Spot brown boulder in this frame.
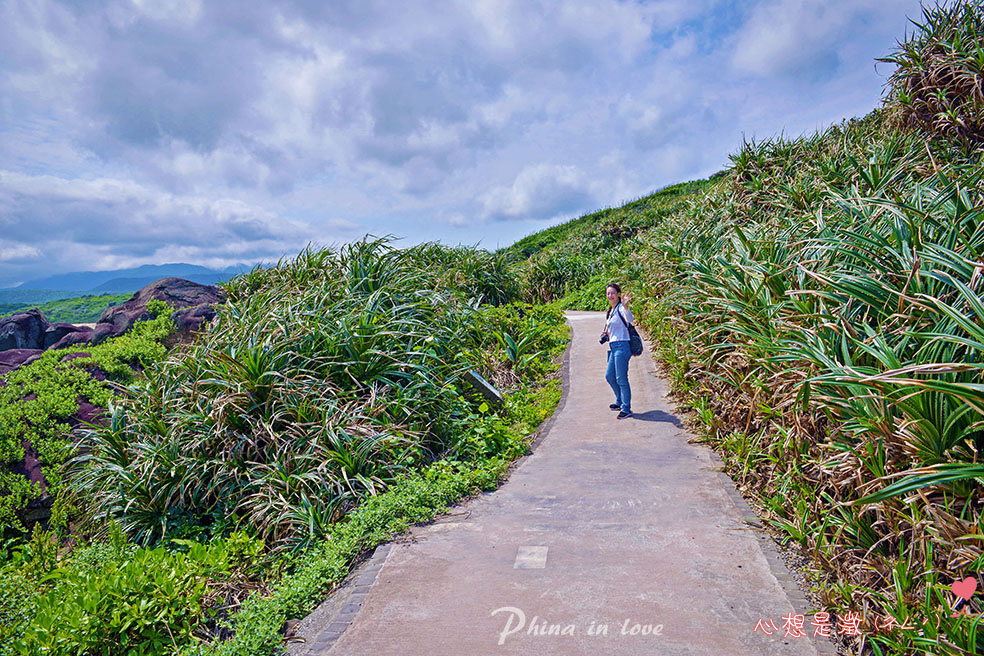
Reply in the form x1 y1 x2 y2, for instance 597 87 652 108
50 326 94 350
88 323 115 347
92 277 225 345
10 438 46 493
44 323 87 349
0 348 43 375
0 309 49 350
71 398 106 428
173 303 219 335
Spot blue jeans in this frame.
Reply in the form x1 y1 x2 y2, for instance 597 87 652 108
605 341 631 412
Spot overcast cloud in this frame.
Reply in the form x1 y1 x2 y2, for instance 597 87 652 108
0 0 923 287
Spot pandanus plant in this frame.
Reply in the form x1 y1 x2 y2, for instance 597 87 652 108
68 237 524 550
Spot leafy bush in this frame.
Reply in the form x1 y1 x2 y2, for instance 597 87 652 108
559 273 616 311
16 532 263 655
0 566 34 654
69 240 561 551
408 242 520 305
881 0 984 147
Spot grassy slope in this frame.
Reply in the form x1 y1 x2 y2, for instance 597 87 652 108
502 178 717 261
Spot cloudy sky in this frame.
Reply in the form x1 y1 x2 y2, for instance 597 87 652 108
0 0 924 288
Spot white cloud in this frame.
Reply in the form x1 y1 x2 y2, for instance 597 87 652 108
646 0 714 27
0 170 330 285
731 0 843 77
482 164 596 222
129 0 203 25
0 240 42 263
730 0 920 79
0 0 929 285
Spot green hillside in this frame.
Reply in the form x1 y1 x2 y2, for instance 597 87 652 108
0 289 81 308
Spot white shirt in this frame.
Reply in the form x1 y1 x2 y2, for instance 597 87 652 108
605 303 634 342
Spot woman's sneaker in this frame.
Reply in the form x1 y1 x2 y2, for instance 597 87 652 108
609 403 621 410
617 410 632 420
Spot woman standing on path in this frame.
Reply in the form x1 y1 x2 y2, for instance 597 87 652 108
600 283 633 419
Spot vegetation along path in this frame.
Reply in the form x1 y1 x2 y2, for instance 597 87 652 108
291 312 836 655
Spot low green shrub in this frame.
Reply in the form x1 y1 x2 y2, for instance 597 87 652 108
558 273 615 311
0 566 34 655
15 532 263 655
201 372 561 655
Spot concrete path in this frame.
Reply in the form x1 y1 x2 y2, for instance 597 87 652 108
296 311 835 656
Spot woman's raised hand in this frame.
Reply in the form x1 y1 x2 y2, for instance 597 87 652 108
622 291 633 304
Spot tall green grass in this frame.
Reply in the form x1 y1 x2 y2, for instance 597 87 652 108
71 238 558 551
881 0 984 148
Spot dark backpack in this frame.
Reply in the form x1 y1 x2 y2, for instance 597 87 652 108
613 304 644 357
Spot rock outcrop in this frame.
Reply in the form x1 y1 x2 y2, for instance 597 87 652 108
0 309 48 350
90 277 225 345
45 323 87 349
0 310 93 352
0 277 229 352
1 278 227 529
49 326 95 350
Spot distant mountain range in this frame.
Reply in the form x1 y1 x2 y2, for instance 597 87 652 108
0 263 258 305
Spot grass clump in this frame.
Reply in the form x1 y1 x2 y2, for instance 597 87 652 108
881 0 984 148
70 239 563 551
4 524 267 655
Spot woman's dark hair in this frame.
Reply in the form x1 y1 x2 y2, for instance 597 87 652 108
606 283 622 319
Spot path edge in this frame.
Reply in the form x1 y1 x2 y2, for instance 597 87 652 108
284 313 576 653
637 320 840 656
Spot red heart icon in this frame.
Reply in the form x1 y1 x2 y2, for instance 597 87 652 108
952 577 978 601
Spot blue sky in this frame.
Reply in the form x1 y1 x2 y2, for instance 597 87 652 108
0 0 924 288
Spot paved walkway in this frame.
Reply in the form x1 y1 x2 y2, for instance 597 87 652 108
293 311 835 655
